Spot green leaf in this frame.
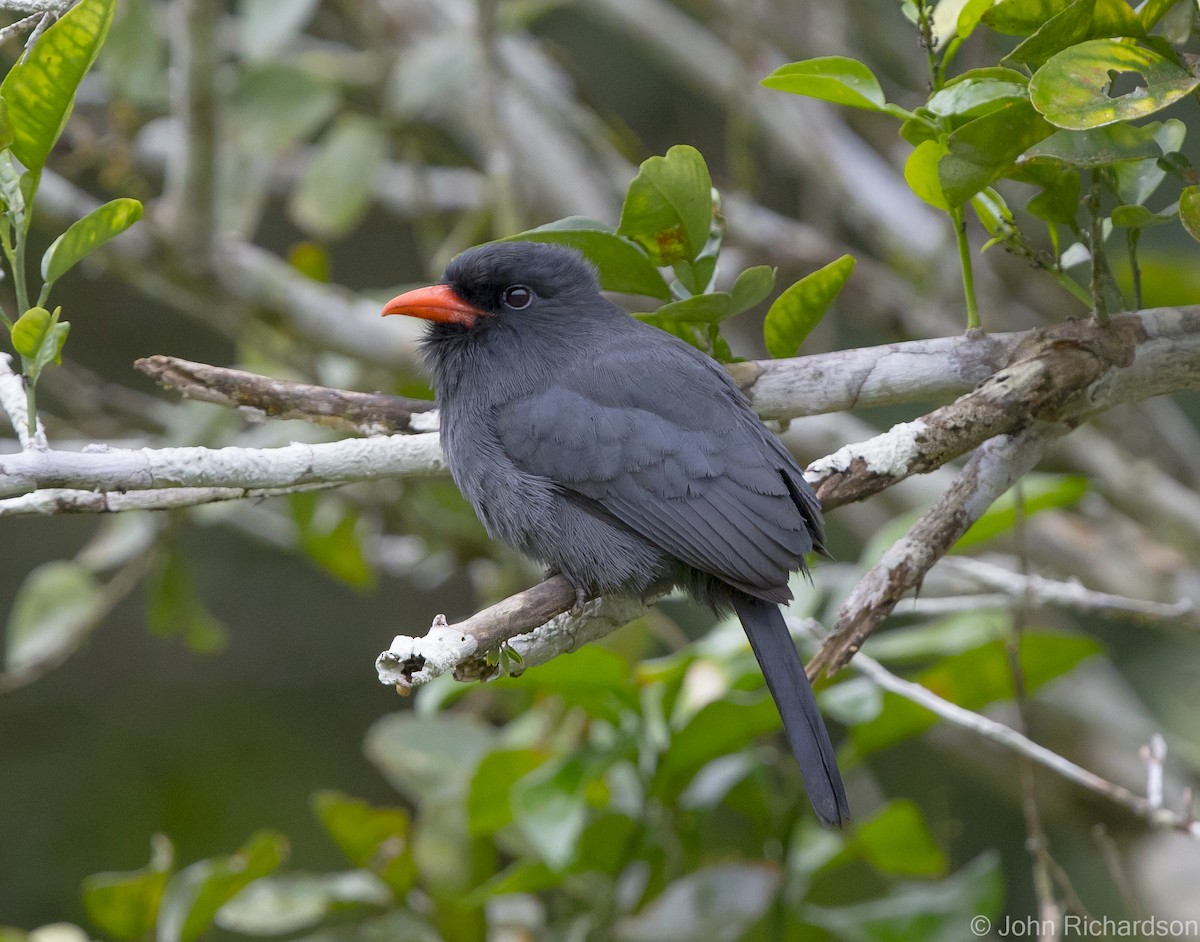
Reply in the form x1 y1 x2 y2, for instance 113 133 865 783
1180 185 1200 241
762 255 854 358
614 864 780 942
0 98 13 151
10 306 51 358
290 493 376 589
156 831 287 942
83 835 174 942
983 0 1075 35
28 318 69 386
926 77 1029 120
856 799 947 877
1021 123 1163 167
1016 163 1082 223
490 645 638 722
849 632 1102 757
1113 118 1186 205
1030 39 1200 130
905 139 952 210
653 696 782 799
761 57 912 118
1005 0 1144 70
955 473 1088 550
290 115 387 240
0 0 117 173
512 758 589 870
940 100 1054 206
364 713 496 805
728 265 775 314
146 550 228 654
467 749 546 837
617 145 714 265
5 560 103 674
503 218 671 300
41 198 143 285
971 187 1016 241
311 791 416 896
646 292 733 324
1111 202 1176 227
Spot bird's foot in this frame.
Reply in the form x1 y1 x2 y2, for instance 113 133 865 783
569 582 588 617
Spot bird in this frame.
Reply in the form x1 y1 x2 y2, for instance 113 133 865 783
382 241 849 827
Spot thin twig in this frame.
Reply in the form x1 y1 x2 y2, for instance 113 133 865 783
841 642 1200 838
938 557 1197 631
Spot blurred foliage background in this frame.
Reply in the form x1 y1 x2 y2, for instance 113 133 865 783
2 0 1200 938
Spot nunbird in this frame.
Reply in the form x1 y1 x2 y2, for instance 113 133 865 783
383 241 849 826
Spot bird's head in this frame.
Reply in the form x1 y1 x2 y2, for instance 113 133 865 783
382 241 601 331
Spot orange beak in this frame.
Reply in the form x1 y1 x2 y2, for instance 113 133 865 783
381 284 485 327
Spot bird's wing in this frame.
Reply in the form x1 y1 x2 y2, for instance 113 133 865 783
494 332 821 597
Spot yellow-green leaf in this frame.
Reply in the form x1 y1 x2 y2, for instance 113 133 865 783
42 197 142 284
905 139 952 210
761 57 913 118
0 0 117 173
617 145 713 266
1030 39 1200 130
762 255 855 358
1180 185 1200 241
10 306 51 358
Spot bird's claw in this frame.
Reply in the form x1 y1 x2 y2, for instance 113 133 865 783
568 583 588 617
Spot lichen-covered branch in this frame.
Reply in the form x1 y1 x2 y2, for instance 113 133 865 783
807 422 1068 678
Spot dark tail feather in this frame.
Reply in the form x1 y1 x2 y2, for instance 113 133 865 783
732 595 849 828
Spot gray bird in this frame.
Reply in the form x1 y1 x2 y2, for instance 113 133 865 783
383 241 849 826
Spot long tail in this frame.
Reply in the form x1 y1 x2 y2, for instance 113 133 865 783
732 595 849 827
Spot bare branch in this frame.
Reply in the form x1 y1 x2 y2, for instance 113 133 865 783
843 640 1199 838
134 355 438 435
0 481 340 517
937 557 1198 631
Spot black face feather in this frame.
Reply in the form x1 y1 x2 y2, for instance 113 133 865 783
442 242 601 318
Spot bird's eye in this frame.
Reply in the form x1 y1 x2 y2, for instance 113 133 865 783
503 285 533 310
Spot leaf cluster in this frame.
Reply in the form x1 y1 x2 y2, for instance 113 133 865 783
763 0 1200 324
502 145 854 362
0 0 143 434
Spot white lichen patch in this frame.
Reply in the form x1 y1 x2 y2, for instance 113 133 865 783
375 621 478 688
806 418 928 479
409 410 441 434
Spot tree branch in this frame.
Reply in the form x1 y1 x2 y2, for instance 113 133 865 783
842 638 1199 838
807 422 1069 678
133 355 437 435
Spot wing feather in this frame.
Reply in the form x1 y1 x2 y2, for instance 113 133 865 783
494 329 821 594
